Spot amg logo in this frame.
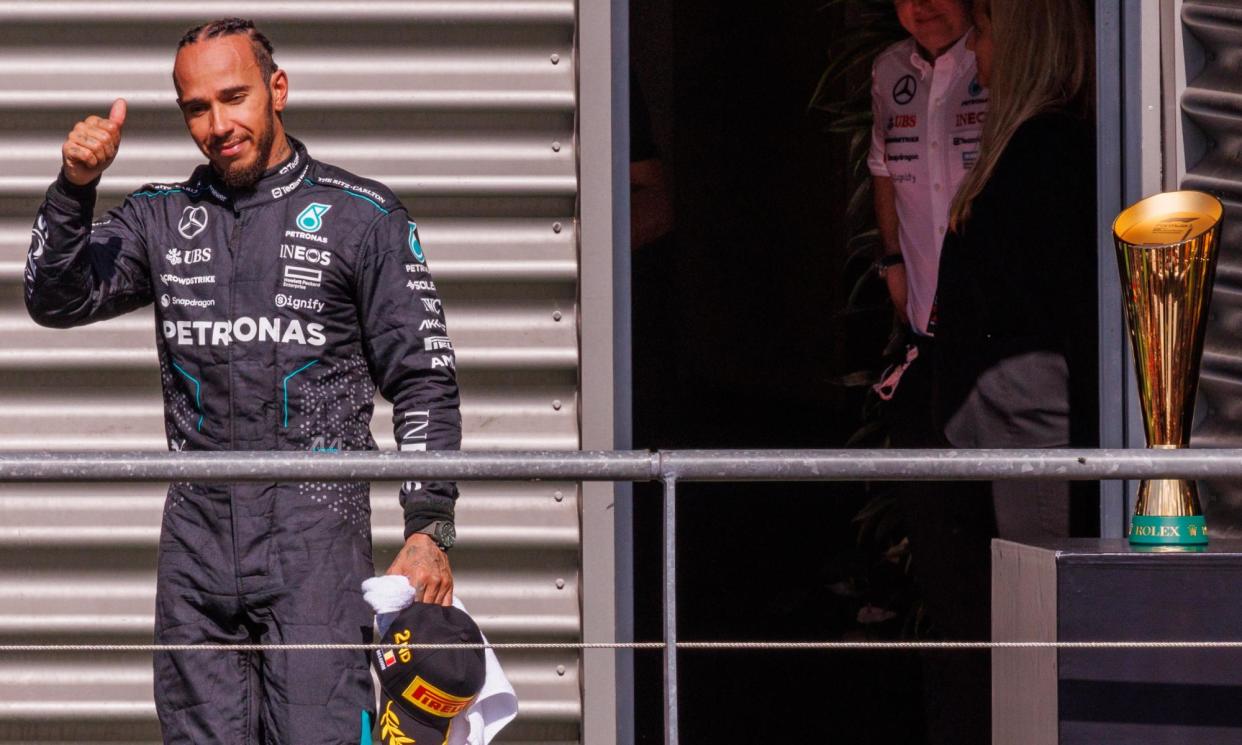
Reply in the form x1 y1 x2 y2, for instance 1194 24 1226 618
280 243 332 266
418 318 446 331
424 336 453 351
431 354 454 369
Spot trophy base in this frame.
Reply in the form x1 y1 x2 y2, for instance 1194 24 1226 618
1129 514 1208 545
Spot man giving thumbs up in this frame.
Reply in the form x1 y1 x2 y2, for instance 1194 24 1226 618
61 98 126 186
25 17 462 745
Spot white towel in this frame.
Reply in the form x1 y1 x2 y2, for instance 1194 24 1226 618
361 575 519 745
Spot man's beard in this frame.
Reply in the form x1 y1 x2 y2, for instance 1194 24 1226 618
217 108 277 189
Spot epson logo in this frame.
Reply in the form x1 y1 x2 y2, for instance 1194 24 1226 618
284 230 328 245
162 317 327 347
275 293 325 313
418 318 446 331
280 243 332 266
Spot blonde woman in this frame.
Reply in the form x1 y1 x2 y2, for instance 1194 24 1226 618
933 0 1096 539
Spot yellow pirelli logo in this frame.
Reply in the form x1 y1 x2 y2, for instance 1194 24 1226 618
401 675 475 718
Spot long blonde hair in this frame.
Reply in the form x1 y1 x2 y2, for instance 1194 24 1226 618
949 0 1094 229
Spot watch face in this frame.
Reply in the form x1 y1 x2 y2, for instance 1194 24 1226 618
435 521 457 549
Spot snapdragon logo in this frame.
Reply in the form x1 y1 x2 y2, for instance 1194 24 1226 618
162 317 327 347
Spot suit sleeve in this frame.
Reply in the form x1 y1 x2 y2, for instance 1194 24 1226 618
25 174 153 327
355 207 462 538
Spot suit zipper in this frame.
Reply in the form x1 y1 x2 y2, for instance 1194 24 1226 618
227 206 243 597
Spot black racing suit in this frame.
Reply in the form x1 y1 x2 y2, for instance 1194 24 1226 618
25 137 460 745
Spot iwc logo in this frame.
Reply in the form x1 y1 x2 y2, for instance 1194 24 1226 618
178 205 208 239
892 74 917 105
295 203 332 233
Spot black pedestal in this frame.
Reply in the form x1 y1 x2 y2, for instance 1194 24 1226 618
992 538 1242 745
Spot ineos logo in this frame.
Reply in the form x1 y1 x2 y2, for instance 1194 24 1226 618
178 206 208 239
892 74 917 105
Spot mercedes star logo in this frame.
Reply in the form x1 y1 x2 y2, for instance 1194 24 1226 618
178 206 208 239
892 74 917 105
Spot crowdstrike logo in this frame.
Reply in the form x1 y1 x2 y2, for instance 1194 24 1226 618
160 273 216 286
295 202 332 233
178 206 208 239
162 317 327 347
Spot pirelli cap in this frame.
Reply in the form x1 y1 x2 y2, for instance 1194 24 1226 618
372 602 486 745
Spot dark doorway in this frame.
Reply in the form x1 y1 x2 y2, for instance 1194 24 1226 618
628 0 924 742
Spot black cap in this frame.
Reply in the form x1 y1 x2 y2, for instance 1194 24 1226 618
372 603 486 745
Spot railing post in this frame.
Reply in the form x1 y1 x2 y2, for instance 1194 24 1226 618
662 475 679 745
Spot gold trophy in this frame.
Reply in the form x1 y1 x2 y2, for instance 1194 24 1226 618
1113 191 1222 546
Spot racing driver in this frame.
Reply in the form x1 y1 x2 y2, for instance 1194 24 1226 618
24 18 460 745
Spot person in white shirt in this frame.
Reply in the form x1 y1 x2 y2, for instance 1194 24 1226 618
866 3 992 744
869 0 986 339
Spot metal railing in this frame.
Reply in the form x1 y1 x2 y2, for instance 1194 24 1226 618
4 447 1241 745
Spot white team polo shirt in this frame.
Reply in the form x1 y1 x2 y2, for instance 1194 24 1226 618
868 32 988 335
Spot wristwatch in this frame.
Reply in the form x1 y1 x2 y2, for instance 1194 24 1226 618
413 520 457 551
873 253 904 278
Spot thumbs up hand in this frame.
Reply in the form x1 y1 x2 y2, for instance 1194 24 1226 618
62 98 127 186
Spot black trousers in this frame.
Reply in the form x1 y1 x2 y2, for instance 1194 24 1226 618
886 337 993 745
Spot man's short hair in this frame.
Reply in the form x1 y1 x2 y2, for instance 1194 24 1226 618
178 18 278 82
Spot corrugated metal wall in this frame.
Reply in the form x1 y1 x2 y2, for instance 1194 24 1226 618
1179 0 1242 533
0 3 584 743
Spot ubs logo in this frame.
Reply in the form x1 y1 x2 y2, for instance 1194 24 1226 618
178 206 208 239
892 74 917 105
